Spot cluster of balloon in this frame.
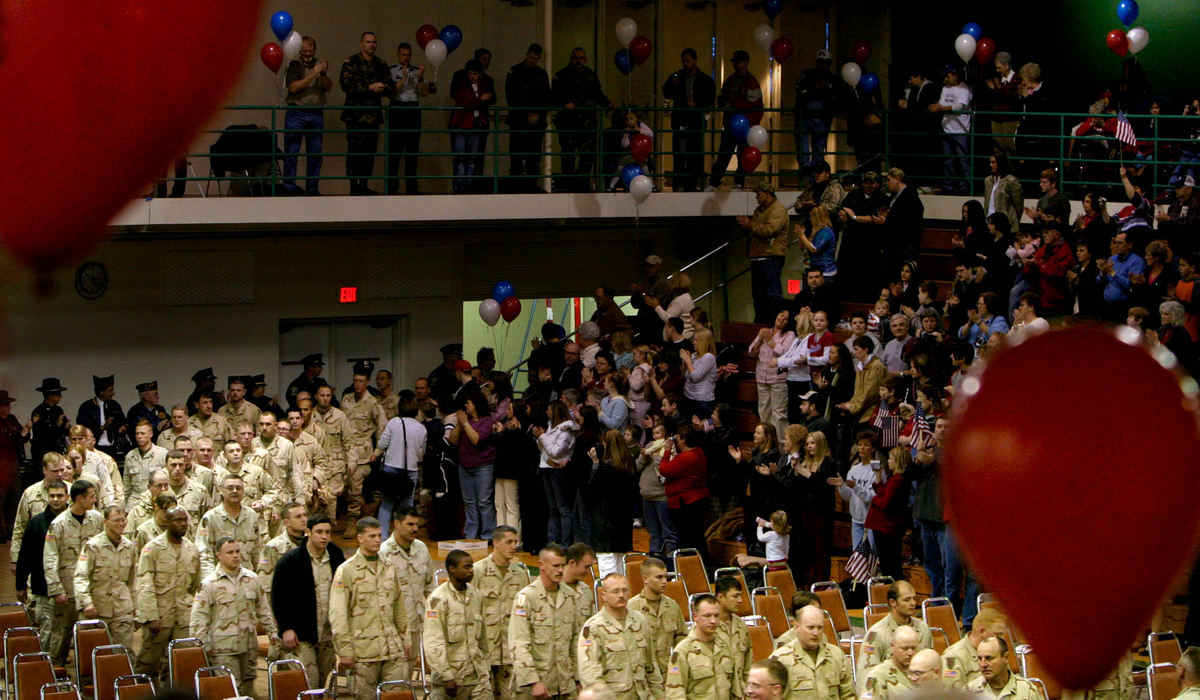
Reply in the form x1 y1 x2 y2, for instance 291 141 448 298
944 326 1200 690
758 0 791 63
613 18 652 75
0 0 263 279
260 11 299 72
480 281 522 326
1109 0 1150 57
416 24 462 69
726 115 763 173
839 41 877 94
951 22 998 64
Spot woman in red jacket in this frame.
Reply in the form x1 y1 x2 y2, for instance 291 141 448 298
450 59 493 193
864 446 912 579
657 424 710 561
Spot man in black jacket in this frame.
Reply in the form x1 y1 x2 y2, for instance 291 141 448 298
15 481 68 651
881 167 925 277
552 47 613 192
505 44 552 192
662 48 716 191
76 376 126 459
272 514 344 688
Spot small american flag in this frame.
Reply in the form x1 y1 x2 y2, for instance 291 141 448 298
1115 110 1138 147
845 534 878 584
911 402 936 451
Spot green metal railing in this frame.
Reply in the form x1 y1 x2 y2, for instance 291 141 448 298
159 104 1198 198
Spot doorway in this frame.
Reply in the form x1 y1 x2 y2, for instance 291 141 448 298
278 316 405 394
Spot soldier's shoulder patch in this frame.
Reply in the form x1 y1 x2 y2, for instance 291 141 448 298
669 666 679 674
943 669 959 679
44 533 54 541
865 629 876 643
332 577 344 588
426 609 438 619
513 607 527 617
944 658 956 669
581 625 591 639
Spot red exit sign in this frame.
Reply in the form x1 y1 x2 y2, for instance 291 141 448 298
787 279 801 295
339 287 358 303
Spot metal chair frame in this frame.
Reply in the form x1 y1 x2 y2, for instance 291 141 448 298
110 675 154 700
267 659 308 700
89 645 131 700
193 665 239 700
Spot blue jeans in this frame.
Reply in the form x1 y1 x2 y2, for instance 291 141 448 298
751 256 785 325
282 109 324 194
918 519 963 606
851 521 876 552
459 464 496 540
942 133 969 192
542 469 574 545
803 116 829 166
643 499 677 554
377 469 418 539
452 124 487 193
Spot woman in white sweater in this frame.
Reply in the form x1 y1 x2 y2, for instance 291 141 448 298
536 400 579 544
645 272 695 340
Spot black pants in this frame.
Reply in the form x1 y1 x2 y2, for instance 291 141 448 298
386 106 421 194
509 124 545 191
345 122 380 191
670 499 710 563
709 127 745 188
872 528 906 579
672 124 705 191
558 130 596 192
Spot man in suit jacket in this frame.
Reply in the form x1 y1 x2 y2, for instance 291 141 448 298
881 167 925 277
898 68 939 179
75 376 126 459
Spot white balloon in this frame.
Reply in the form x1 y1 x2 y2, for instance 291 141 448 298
954 33 977 62
1127 26 1150 55
629 175 653 204
747 125 769 149
479 298 501 326
753 24 775 52
841 62 862 87
615 17 638 46
282 31 303 61
424 39 447 68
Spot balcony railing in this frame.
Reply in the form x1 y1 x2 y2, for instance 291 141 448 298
158 104 1198 200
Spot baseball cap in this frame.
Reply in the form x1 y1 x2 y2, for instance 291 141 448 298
645 254 663 266
816 49 831 61
731 50 750 63
941 64 961 75
799 391 819 401
1183 175 1196 188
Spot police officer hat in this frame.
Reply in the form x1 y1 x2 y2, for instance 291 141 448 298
250 374 267 387
136 381 158 393
352 360 375 376
92 375 115 393
191 367 217 383
439 343 463 357
35 378 67 393
301 353 325 368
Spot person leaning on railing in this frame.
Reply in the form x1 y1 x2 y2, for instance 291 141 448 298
282 36 332 196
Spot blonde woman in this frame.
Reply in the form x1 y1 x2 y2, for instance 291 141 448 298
865 446 912 578
798 204 838 279
680 328 717 419
645 272 695 339
777 429 837 584
627 345 657 429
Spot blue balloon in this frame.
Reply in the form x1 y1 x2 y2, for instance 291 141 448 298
962 22 983 40
492 280 515 303
270 11 294 42
615 49 633 75
1117 0 1139 27
860 72 880 94
440 24 463 53
621 164 644 188
763 0 783 20
729 114 750 143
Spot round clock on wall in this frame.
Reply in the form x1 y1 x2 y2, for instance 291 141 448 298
74 261 108 300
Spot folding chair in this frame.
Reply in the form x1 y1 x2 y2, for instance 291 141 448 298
977 592 1001 613
111 676 154 700
14 653 54 700
72 621 110 689
867 576 894 607
863 604 889 631
193 666 238 700
1148 663 1181 700
663 574 690 621
268 660 308 700
672 549 710 596
1017 645 1062 700
1027 678 1052 700
750 587 790 640
38 682 78 700
414 639 431 695
743 616 774 662
623 553 647 597
1148 631 1182 666
90 646 132 700
922 597 962 645
0 606 31 647
713 568 753 617
297 691 326 700
811 581 856 636
928 626 950 654
433 570 448 586
376 679 415 700
167 639 208 691
4 628 39 693
763 563 796 612
849 636 864 688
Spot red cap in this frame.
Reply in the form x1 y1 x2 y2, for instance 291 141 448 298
453 360 473 373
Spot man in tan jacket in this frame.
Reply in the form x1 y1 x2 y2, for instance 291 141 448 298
737 181 790 324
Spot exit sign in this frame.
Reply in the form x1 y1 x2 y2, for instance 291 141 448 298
787 279 801 295
339 287 358 303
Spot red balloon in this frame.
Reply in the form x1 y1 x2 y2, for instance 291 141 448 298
1107 28 1130 57
945 327 1200 690
976 37 997 64
260 42 283 73
629 36 653 65
0 0 263 276
770 37 794 64
416 24 438 50
499 296 522 323
629 134 652 163
851 39 871 65
739 146 762 172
